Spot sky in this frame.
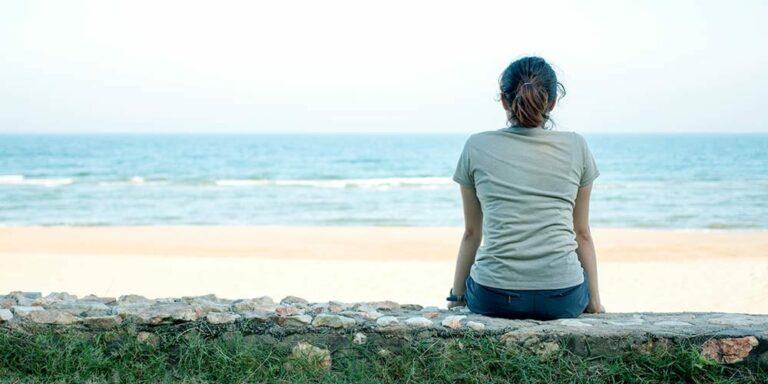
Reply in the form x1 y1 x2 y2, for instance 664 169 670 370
1 0 766 134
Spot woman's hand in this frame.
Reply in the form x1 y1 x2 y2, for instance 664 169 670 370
447 300 466 310
585 300 606 314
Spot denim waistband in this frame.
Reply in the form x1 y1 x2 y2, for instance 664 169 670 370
467 270 587 296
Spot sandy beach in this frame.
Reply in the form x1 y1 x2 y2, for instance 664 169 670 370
1 226 766 314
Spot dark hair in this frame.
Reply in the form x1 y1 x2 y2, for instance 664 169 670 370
499 56 565 128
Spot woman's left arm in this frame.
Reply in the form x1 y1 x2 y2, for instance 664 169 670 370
448 184 483 308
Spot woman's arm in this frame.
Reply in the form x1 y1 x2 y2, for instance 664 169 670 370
448 185 483 308
573 183 606 313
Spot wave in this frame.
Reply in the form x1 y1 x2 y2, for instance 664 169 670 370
0 175 74 187
97 176 169 187
215 177 453 189
0 175 453 189
596 180 768 190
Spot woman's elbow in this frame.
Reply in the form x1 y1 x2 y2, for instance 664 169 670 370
463 228 481 242
575 227 593 242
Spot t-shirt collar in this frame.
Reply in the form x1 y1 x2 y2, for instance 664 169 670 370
499 125 547 136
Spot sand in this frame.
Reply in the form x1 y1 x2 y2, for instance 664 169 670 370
1 226 766 313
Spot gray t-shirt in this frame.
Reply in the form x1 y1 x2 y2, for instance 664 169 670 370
452 126 599 290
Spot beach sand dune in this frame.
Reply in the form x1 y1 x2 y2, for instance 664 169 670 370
1 226 766 313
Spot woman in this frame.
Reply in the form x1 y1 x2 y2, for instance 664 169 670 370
446 56 606 320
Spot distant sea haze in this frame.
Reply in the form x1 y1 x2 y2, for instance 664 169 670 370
1 133 766 229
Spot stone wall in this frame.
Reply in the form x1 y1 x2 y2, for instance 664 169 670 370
1 291 767 369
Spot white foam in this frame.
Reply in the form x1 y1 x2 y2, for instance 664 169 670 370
98 177 167 187
215 177 453 189
0 175 24 184
0 175 73 187
215 179 270 187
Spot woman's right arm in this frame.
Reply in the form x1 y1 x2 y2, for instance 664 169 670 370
573 183 606 313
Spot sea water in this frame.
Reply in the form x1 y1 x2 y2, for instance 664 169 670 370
1 133 766 228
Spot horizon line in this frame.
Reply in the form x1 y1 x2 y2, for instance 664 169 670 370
1 131 767 135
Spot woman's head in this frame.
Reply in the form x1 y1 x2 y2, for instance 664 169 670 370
499 56 565 128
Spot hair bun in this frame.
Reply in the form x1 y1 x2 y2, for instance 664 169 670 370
498 57 565 128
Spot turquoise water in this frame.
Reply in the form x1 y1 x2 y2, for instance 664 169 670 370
0 133 766 228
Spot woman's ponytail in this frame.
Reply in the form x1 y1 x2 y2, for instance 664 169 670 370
509 80 550 128
499 57 565 129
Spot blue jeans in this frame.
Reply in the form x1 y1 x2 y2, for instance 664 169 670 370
464 271 590 320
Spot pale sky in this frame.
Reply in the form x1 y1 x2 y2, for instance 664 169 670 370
1 0 766 133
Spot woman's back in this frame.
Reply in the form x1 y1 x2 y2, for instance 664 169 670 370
452 126 599 290
448 55 605 319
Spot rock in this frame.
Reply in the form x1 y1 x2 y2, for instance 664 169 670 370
27 309 79 325
0 297 16 308
11 306 45 318
232 297 276 312
0 308 12 322
420 306 441 319
48 301 112 317
82 315 123 330
707 314 768 327
351 303 378 313
9 291 42 299
358 311 384 320
339 310 360 317
404 317 433 328
277 315 313 327
560 319 592 327
653 320 693 327
607 316 645 326
376 316 400 327
113 303 149 317
401 304 423 311
118 303 201 325
155 297 179 304
189 299 231 314
206 312 241 325
310 302 344 314
137 332 160 347
275 305 304 317
441 315 467 329
285 342 332 371
466 321 485 331
369 300 401 311
44 292 78 302
8 291 42 306
352 332 367 345
181 293 218 303
239 311 274 322
311 314 356 328
701 336 759 364
328 301 351 312
280 296 310 306
118 294 155 305
80 294 117 305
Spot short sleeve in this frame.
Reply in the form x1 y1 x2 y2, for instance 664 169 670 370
578 134 600 187
452 139 475 188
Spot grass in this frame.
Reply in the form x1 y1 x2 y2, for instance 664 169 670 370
0 327 765 383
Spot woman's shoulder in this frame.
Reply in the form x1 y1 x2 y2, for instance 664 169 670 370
465 128 588 145
542 129 589 147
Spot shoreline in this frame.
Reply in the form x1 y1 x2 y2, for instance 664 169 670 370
1 226 767 261
2 226 767 313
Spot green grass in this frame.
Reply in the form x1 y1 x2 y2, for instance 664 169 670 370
0 327 765 383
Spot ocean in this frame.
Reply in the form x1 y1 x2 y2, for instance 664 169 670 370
1 133 766 229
